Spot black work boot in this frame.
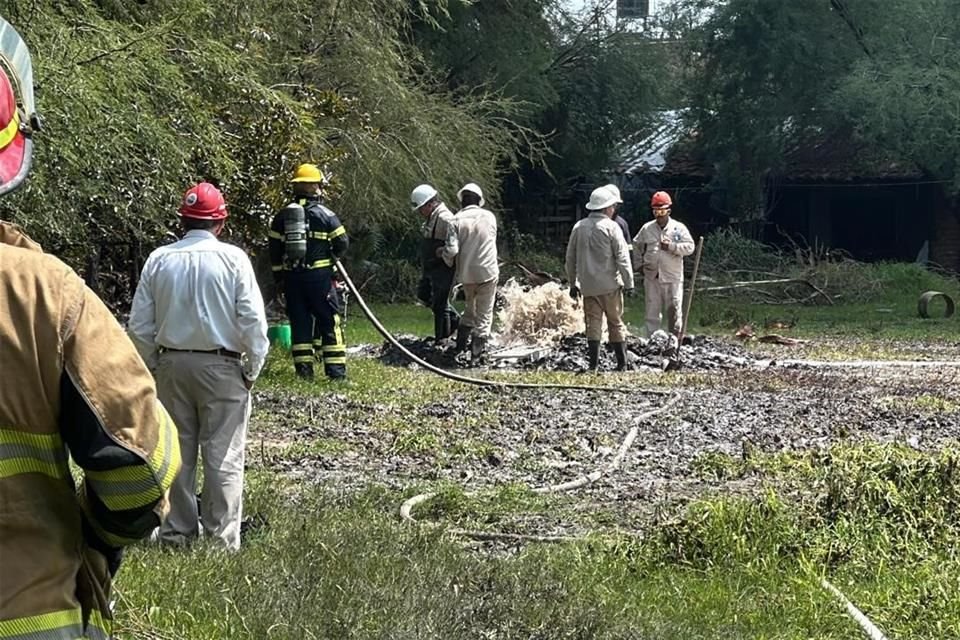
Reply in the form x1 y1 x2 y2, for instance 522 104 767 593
294 363 315 380
456 324 473 352
471 335 487 359
587 339 600 372
434 314 450 342
612 342 628 371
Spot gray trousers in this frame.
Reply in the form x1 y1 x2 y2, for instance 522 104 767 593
156 351 250 550
644 278 683 336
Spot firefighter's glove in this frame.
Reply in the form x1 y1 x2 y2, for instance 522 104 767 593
569 286 581 301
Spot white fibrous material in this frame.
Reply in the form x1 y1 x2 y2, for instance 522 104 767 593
496 278 585 346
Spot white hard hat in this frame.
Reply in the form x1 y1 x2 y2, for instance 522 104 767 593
604 184 623 204
457 182 485 207
411 184 438 210
585 186 618 211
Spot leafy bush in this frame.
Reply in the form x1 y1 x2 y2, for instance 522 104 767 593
350 258 423 304
700 228 784 276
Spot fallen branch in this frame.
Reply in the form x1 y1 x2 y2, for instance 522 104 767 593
701 278 834 305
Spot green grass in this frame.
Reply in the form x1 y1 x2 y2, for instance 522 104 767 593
113 478 857 640
111 437 960 638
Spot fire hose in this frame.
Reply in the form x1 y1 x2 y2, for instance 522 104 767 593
334 259 671 393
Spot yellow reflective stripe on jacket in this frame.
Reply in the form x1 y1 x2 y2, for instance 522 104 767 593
268 230 283 240
307 227 345 241
0 428 68 480
86 609 111 640
0 608 84 639
152 404 180 492
0 110 19 151
277 259 333 271
84 404 180 510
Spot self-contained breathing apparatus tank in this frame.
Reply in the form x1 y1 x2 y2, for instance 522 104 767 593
282 202 307 267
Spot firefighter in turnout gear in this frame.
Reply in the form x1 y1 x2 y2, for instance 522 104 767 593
269 164 350 380
0 16 181 639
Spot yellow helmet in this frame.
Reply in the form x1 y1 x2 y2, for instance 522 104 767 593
289 163 324 183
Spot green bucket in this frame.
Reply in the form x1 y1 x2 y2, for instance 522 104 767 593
267 323 292 349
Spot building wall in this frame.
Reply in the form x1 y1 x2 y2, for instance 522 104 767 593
929 186 960 273
767 182 933 262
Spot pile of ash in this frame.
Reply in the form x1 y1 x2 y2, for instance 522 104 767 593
377 335 467 369
376 330 764 372
535 332 761 372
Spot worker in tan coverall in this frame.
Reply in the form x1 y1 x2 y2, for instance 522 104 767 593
633 190 695 337
450 182 500 358
0 16 181 639
565 186 635 372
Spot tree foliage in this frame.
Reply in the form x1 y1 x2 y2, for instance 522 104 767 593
684 0 960 225
828 0 960 189
411 0 670 187
0 0 527 268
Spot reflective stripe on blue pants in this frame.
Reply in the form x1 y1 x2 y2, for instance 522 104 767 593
286 269 345 379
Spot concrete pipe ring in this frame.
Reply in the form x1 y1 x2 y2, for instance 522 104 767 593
917 291 956 319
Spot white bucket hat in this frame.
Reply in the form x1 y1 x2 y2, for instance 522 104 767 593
457 182 485 207
585 186 618 211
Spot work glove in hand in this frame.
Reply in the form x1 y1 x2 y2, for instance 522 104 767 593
569 286 581 301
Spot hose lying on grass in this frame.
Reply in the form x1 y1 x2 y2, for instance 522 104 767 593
335 259 671 393
399 395 680 543
821 578 890 640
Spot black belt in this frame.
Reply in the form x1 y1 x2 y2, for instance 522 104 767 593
159 347 242 360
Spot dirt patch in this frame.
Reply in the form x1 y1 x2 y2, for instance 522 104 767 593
250 345 960 537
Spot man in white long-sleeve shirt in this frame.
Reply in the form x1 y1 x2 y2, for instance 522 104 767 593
128 181 269 550
633 190 695 337
450 183 500 358
565 186 635 372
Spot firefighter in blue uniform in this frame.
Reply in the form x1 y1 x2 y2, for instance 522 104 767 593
269 164 349 380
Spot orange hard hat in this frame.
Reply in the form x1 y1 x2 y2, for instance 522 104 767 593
651 191 673 209
178 182 228 220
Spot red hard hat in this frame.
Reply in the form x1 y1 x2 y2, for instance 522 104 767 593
178 182 228 220
651 191 672 209
0 67 26 193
